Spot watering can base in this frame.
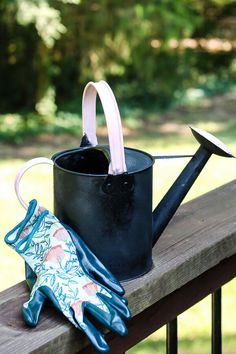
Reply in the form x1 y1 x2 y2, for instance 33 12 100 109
114 259 153 282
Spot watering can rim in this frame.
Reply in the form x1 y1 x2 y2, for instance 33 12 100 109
52 145 155 177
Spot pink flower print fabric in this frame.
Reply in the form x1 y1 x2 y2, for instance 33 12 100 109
71 300 83 317
45 245 66 264
53 228 69 241
82 282 98 297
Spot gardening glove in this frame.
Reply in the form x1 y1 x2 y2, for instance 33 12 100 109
25 222 125 296
5 199 131 353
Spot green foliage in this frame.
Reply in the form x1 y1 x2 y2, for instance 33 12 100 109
0 112 43 143
0 0 235 119
35 86 57 118
0 109 80 144
16 0 66 48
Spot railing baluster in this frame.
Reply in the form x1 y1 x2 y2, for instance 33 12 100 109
166 318 178 354
212 288 222 354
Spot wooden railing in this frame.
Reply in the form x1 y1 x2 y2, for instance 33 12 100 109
1 180 236 353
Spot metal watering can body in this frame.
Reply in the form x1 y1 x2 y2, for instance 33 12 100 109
50 81 156 280
52 146 154 281
15 81 234 281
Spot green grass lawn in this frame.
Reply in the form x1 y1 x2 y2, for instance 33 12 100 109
1 92 236 353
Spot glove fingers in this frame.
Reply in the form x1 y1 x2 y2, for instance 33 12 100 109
98 292 131 320
78 316 109 353
89 267 124 296
84 302 127 337
64 224 125 296
25 262 37 290
38 285 62 310
38 286 81 329
70 303 109 353
22 288 46 327
28 286 109 354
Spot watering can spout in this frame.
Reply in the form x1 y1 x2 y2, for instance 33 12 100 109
152 126 234 246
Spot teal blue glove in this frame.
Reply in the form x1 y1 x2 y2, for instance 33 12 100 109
5 200 131 353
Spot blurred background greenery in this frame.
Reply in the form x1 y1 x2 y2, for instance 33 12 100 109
0 0 236 141
1 0 236 353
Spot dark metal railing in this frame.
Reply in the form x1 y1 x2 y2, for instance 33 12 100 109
212 288 222 354
166 318 178 354
165 287 223 354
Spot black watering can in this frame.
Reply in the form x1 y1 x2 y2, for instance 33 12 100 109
15 81 234 281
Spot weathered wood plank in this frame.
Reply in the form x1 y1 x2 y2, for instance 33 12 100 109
0 180 236 353
0 283 88 354
125 180 236 315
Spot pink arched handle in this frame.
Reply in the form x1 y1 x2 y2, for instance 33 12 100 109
15 157 53 210
82 80 127 175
